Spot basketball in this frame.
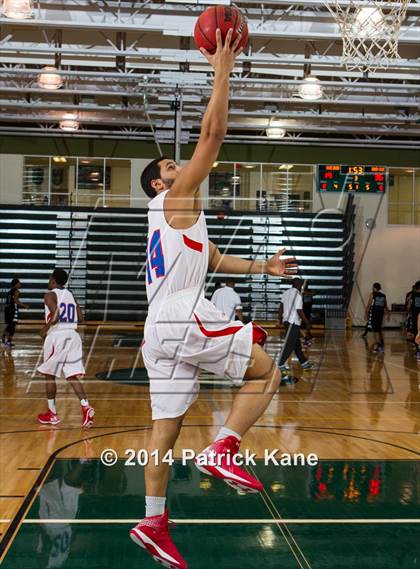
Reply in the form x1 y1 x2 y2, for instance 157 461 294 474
194 6 248 54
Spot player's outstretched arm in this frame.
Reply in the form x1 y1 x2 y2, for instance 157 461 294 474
209 241 298 277
14 290 29 309
170 29 242 200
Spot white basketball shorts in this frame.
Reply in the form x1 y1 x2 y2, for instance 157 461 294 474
142 287 254 420
37 329 85 379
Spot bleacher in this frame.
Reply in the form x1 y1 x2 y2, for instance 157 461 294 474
0 200 355 322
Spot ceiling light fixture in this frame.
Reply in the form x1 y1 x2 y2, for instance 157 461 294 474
266 127 286 139
278 164 294 171
37 66 63 90
298 76 323 101
2 0 33 19
59 114 79 132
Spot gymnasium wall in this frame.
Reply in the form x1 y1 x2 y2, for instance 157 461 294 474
313 190 420 326
1 146 419 327
0 155 24 204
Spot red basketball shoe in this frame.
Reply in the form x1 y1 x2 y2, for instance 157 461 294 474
38 410 60 425
81 404 95 428
129 509 187 569
194 435 263 494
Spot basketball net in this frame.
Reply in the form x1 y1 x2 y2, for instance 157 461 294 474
323 0 411 71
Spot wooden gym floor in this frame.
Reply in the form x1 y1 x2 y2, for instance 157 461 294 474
0 325 419 568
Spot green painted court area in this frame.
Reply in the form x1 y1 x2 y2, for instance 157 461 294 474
3 459 419 569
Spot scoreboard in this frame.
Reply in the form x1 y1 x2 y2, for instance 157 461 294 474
317 165 387 193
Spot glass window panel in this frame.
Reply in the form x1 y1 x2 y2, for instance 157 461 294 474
414 205 420 226
389 168 414 202
414 168 420 206
77 158 105 191
208 162 235 211
22 156 50 205
50 157 76 206
105 159 131 197
75 193 104 208
388 203 414 225
261 164 313 212
388 167 414 225
235 163 260 211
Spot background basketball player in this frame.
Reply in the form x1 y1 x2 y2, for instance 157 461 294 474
37 269 94 428
365 282 390 352
2 278 29 348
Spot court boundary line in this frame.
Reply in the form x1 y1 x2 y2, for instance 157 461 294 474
11 518 420 524
0 424 419 436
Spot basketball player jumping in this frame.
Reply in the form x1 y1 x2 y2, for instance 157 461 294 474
129 30 297 569
37 269 95 428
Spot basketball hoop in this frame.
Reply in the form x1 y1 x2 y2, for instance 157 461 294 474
323 0 411 71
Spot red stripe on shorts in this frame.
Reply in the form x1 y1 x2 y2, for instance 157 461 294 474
183 234 203 252
194 313 243 338
46 345 55 360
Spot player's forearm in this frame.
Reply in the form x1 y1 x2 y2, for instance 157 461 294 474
213 253 267 275
200 71 230 140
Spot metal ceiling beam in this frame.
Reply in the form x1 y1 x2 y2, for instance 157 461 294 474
0 126 418 149
0 112 418 137
0 85 416 107
2 45 419 72
1 67 419 91
0 99 417 124
0 13 418 43
29 0 420 10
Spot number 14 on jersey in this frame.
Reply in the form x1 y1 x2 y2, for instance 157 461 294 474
146 229 166 284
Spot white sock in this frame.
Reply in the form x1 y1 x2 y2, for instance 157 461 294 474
214 427 241 443
80 399 89 407
145 496 166 518
47 399 56 414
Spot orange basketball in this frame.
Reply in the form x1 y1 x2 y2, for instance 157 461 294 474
194 5 248 55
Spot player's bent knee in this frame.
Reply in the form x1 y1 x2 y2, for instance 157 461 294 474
244 343 278 381
151 415 185 441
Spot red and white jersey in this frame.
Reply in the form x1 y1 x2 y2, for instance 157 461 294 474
146 190 209 310
45 287 78 334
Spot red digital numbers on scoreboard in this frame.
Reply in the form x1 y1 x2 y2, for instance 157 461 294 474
318 165 387 193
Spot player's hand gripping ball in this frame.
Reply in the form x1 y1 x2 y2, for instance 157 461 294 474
194 5 249 54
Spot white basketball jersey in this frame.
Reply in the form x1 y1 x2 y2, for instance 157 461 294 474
45 287 78 333
146 190 209 309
